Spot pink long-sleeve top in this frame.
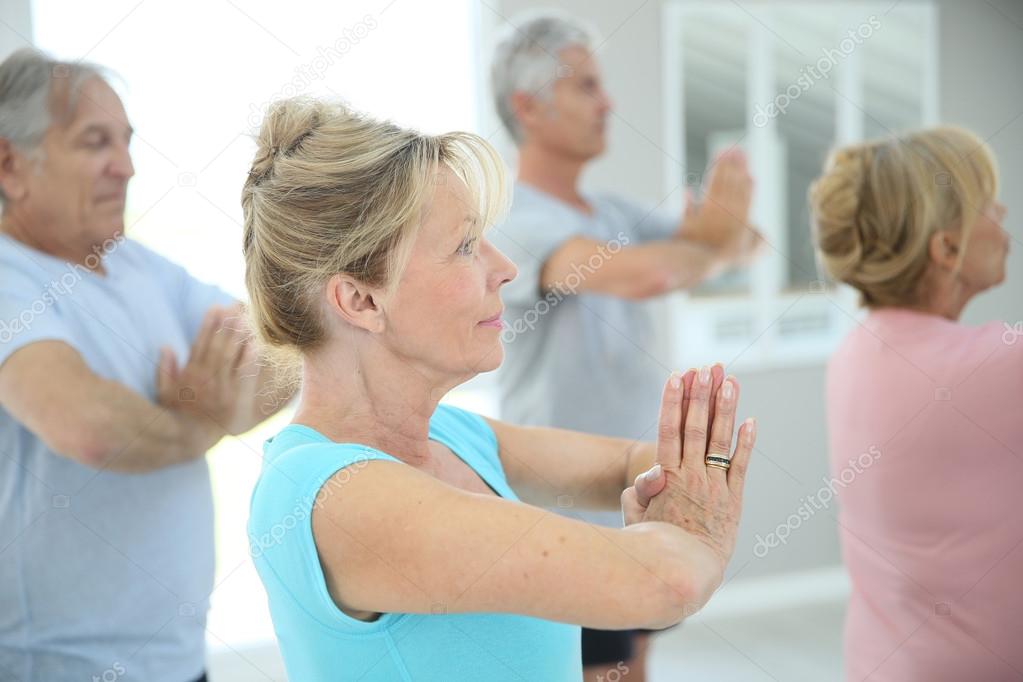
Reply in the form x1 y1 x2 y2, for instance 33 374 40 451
826 307 1023 681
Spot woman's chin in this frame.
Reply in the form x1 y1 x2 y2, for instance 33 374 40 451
475 344 504 373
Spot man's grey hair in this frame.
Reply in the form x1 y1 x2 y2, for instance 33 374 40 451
0 48 106 160
490 10 600 144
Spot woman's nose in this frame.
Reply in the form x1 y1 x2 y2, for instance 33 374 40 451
485 239 517 287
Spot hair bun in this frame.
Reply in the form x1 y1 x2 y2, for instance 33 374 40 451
247 98 323 186
810 146 872 282
810 126 998 308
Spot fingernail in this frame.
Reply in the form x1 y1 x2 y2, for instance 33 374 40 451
744 417 757 444
644 464 662 480
722 379 734 401
699 365 711 385
670 372 682 389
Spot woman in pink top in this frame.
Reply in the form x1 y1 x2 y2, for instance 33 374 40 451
811 127 1020 681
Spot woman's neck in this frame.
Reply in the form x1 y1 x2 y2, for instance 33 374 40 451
292 345 457 466
903 300 967 322
911 276 974 321
874 286 972 322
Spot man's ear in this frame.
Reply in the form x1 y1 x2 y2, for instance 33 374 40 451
0 139 30 202
928 229 961 271
510 90 545 140
324 273 386 333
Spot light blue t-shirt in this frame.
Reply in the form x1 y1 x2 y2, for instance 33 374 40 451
248 403 582 681
487 183 677 527
0 233 233 681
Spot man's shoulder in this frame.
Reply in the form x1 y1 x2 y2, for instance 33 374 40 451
591 191 651 223
111 236 174 269
590 190 637 210
505 185 562 218
113 238 211 294
493 185 586 245
0 236 69 292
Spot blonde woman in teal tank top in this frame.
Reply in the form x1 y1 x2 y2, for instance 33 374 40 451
242 98 758 681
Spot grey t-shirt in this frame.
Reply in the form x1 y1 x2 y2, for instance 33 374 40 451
488 182 677 527
0 234 233 681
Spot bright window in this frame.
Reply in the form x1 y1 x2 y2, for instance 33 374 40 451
662 1 938 370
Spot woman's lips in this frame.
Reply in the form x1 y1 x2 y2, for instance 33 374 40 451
478 310 504 328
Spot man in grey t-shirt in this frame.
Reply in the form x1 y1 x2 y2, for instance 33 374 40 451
492 184 679 527
0 50 293 681
489 12 761 681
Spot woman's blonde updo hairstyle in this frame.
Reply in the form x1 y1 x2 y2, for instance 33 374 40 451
242 98 509 364
809 126 999 307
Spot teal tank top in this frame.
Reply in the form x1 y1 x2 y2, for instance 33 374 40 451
247 403 582 680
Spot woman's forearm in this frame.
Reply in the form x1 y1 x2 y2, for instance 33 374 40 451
614 521 725 628
624 441 658 490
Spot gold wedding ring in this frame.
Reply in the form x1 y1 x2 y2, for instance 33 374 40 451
705 455 731 471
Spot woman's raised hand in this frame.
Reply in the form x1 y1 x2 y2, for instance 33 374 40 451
629 365 756 571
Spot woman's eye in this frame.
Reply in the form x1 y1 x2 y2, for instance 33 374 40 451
457 238 477 255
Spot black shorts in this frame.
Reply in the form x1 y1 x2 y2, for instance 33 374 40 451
581 624 681 666
580 627 642 666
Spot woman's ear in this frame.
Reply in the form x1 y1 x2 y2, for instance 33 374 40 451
324 273 386 333
928 229 961 271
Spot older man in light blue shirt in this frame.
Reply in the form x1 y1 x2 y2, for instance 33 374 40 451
0 49 292 681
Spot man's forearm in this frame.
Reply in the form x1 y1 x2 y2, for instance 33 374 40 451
78 378 223 473
637 238 730 294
